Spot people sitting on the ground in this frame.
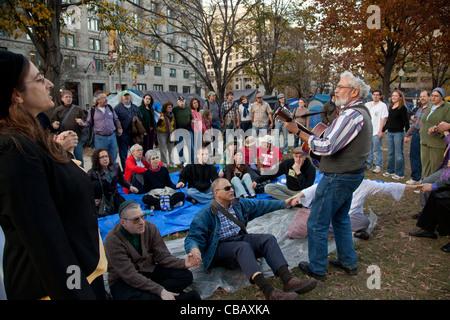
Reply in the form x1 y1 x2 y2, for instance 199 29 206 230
257 135 283 175
124 144 150 194
414 121 450 219
287 180 421 240
141 150 185 211
410 122 450 253
88 148 139 216
225 151 257 198
240 135 260 180
176 146 218 204
218 139 238 177
104 201 201 300
409 177 450 253
256 147 316 200
184 178 317 300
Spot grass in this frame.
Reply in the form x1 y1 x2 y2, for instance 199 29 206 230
163 140 450 301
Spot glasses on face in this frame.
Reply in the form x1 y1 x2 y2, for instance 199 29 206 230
134 149 143 153
25 72 46 84
150 156 159 161
218 185 233 191
123 213 148 224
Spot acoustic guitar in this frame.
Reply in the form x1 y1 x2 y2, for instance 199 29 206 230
273 107 328 167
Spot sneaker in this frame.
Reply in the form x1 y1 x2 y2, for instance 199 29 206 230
372 166 382 173
392 174 404 180
406 179 421 185
382 172 393 177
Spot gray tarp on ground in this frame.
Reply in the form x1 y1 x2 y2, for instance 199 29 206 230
166 207 378 299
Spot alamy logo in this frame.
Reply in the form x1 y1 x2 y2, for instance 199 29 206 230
367 5 381 30
366 265 381 289
66 265 81 290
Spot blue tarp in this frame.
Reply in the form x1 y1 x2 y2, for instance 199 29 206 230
98 167 324 241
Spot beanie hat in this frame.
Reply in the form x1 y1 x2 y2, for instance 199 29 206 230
432 87 445 98
0 51 26 119
118 200 138 216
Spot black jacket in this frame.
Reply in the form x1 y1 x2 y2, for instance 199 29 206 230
178 163 218 191
0 134 104 299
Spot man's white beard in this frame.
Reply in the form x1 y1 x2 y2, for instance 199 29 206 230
335 92 350 107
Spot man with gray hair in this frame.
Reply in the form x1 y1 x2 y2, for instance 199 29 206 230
285 71 372 280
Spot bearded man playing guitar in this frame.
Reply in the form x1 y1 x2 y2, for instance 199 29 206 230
284 71 372 281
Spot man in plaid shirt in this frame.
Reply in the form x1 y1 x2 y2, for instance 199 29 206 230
404 90 430 184
221 91 240 133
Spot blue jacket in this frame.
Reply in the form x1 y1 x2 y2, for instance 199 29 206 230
184 198 286 271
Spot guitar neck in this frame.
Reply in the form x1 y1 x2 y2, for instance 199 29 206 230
294 121 312 136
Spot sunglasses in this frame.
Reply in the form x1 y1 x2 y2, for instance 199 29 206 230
122 213 148 224
219 185 233 191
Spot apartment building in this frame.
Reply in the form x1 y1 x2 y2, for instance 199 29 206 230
0 1 201 109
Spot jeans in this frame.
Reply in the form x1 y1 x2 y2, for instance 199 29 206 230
117 131 134 170
307 171 364 275
186 187 214 203
252 125 269 138
409 130 422 181
176 129 193 164
274 121 288 153
73 139 84 167
366 135 383 169
231 174 255 197
386 132 405 176
94 132 118 164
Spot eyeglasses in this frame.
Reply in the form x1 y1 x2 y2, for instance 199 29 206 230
336 85 353 90
150 156 159 160
218 185 233 191
122 213 148 224
25 73 46 84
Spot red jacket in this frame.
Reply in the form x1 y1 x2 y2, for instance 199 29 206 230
123 155 150 194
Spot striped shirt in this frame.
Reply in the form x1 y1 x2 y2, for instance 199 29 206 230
405 104 428 137
217 204 241 240
308 99 365 156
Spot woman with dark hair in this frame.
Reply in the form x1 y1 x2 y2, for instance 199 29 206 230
87 148 139 215
225 151 257 198
0 51 106 299
383 90 410 180
157 101 176 166
139 93 157 153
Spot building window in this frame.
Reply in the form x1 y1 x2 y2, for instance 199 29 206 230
89 38 101 51
169 68 176 78
169 85 178 92
29 52 41 67
168 53 175 63
63 56 77 69
137 83 147 91
153 84 163 91
136 64 144 75
62 34 75 47
183 86 191 94
88 18 100 31
95 59 104 71
183 70 189 79
154 66 161 76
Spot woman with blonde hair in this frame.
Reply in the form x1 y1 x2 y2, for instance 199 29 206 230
382 90 410 180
